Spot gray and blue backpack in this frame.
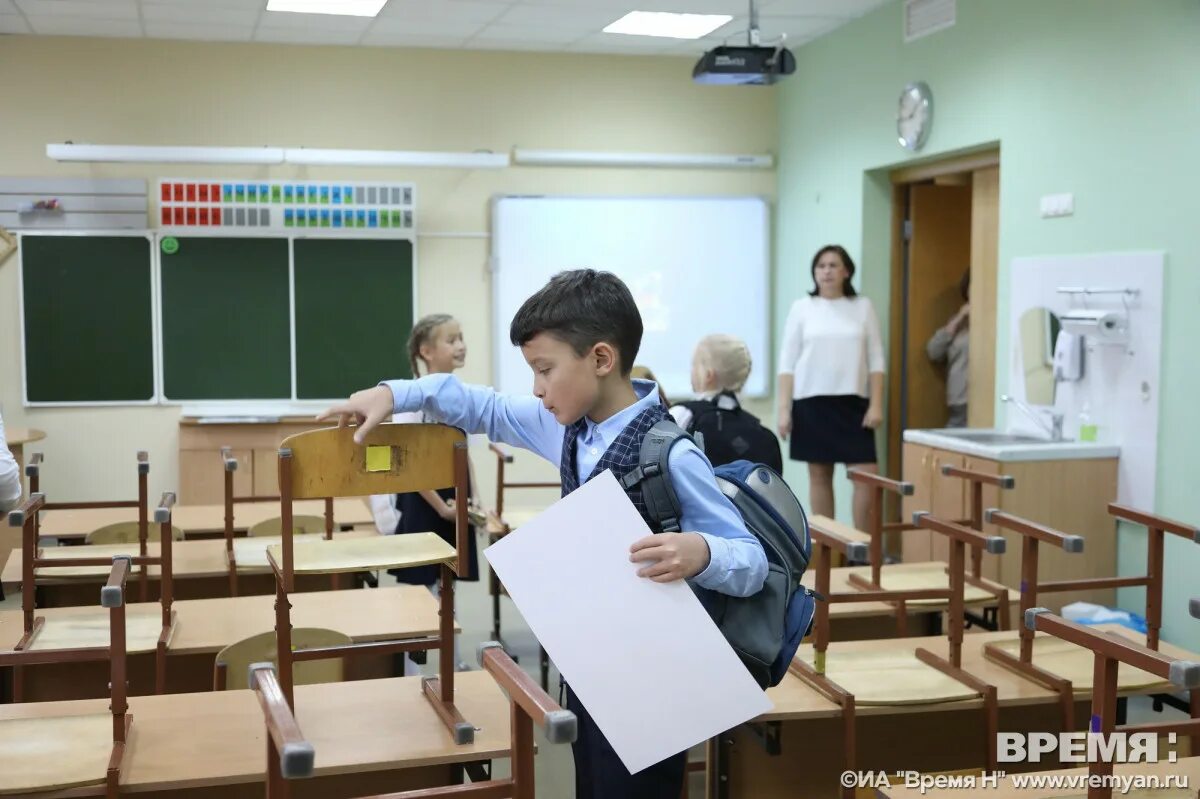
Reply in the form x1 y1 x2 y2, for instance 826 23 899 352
621 419 816 689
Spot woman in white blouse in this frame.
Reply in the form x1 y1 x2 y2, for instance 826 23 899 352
776 245 884 531
0 411 22 513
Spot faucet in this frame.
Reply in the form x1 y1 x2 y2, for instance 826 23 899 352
1000 394 1065 441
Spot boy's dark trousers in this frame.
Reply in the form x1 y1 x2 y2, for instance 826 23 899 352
565 686 688 798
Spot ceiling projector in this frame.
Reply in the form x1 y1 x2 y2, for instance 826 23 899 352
692 44 795 85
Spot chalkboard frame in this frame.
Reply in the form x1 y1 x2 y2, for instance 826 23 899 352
152 230 417 406
19 230 159 407
18 229 416 407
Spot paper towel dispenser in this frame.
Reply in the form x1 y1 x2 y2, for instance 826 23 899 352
1058 309 1129 343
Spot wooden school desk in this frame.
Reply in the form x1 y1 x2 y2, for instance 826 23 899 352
0 532 376 606
804 560 1015 641
877 756 1200 798
34 497 373 542
0 670 513 799
0 585 451 701
707 626 1200 799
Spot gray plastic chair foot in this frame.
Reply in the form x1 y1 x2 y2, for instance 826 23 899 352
454 722 475 745
281 741 315 779
544 709 578 745
476 640 503 667
1169 660 1200 690
1024 607 1050 631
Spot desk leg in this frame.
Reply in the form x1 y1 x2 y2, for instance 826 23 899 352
705 730 733 799
490 564 502 642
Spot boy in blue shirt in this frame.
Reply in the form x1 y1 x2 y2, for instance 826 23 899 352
320 269 767 798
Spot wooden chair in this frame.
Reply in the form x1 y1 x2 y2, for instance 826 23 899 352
269 423 473 742
214 628 352 690
0 500 132 798
984 504 1199 739
87 521 186 544
979 509 1084 738
221 447 336 596
791 514 1007 798
10 489 178 700
488 443 559 685
28 450 156 600
847 468 1012 632
250 640 577 799
1025 606 1200 799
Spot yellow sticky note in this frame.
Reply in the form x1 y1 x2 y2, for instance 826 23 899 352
365 445 392 473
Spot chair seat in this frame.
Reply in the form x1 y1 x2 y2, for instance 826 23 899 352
228 535 284 572
268 532 456 575
808 515 870 545
0 713 113 795
27 606 173 655
843 563 999 607
796 645 978 706
988 633 1164 691
35 544 146 579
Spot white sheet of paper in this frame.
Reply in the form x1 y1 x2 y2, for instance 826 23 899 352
484 470 773 774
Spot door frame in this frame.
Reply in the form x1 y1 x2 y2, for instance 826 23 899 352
884 147 1000 494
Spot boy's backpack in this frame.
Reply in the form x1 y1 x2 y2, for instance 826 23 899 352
621 420 815 689
675 391 783 474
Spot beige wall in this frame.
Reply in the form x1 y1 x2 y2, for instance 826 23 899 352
0 36 777 503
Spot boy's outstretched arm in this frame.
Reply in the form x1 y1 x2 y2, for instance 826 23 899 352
319 374 562 464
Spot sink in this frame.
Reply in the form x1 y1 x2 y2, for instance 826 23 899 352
902 427 1119 462
930 430 1065 445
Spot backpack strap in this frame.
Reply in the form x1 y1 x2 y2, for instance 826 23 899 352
619 419 692 534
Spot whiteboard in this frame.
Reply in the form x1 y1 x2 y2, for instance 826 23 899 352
491 196 770 398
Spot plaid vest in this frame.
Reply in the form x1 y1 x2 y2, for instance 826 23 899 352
559 403 668 530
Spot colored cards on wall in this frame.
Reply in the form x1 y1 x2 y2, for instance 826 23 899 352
157 178 414 233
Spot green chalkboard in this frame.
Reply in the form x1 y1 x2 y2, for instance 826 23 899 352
160 237 291 400
21 234 155 403
294 238 414 399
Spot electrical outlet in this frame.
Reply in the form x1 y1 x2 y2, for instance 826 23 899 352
1040 193 1075 218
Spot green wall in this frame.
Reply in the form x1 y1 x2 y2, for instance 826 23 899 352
776 0 1200 648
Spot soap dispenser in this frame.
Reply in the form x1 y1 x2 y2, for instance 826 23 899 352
1078 402 1098 442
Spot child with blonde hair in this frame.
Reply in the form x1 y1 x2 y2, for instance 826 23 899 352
670 334 782 472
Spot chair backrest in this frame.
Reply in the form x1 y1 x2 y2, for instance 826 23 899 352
86 521 186 544
280 423 465 500
214 628 352 690
247 515 328 538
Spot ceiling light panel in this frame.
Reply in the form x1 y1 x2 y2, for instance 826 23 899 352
603 10 733 39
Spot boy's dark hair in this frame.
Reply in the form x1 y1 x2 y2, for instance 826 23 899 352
509 269 642 375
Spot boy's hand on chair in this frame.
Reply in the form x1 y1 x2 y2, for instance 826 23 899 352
317 385 394 444
629 533 710 582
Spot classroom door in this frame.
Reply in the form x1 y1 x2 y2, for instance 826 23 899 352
901 183 972 435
